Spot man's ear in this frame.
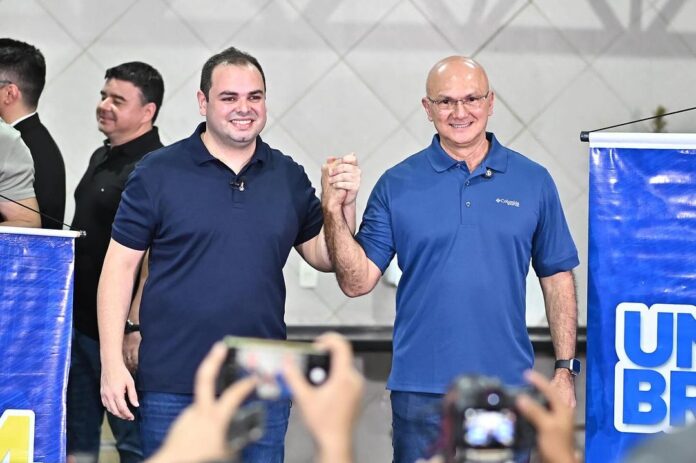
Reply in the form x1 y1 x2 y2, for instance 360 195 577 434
142 101 157 123
487 90 495 117
197 90 208 117
1 83 21 106
421 97 433 122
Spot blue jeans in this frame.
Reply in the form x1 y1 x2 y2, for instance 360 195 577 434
391 391 443 463
391 391 530 463
139 391 290 462
66 329 143 463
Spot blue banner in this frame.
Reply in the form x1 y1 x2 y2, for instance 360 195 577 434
0 229 79 463
586 134 696 462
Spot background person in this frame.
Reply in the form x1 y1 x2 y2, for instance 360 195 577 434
0 38 65 229
0 120 40 227
67 61 164 463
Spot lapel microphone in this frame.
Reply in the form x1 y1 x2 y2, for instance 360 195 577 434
231 177 246 192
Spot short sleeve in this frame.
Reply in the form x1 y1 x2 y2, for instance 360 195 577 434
0 129 35 201
111 164 157 250
355 175 395 273
531 170 579 277
293 166 323 246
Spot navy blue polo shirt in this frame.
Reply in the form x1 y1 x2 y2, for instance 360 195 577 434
356 133 579 392
112 123 323 394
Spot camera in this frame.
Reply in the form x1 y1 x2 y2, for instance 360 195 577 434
439 375 543 463
216 336 331 400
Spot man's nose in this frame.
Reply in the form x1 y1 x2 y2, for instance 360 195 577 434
98 98 111 110
236 98 250 113
452 100 469 118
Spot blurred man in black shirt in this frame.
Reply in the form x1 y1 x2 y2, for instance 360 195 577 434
67 61 164 463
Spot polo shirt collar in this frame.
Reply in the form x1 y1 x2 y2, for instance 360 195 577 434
10 111 37 127
426 132 509 174
190 122 269 167
104 127 160 159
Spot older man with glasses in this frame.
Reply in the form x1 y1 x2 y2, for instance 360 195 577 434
321 56 580 463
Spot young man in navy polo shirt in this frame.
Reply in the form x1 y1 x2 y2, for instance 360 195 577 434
97 47 360 462
322 56 580 463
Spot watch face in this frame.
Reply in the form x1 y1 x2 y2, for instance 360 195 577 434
125 321 140 333
556 359 581 375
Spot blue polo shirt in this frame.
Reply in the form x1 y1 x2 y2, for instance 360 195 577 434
111 123 323 394
356 133 578 392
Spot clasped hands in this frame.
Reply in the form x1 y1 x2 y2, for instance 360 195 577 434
321 154 360 212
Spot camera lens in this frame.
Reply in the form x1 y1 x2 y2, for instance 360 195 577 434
309 366 327 384
486 392 501 407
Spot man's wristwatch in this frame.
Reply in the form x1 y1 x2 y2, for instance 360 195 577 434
555 358 581 376
125 319 140 334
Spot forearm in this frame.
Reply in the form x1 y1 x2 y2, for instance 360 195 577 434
323 205 374 297
342 200 356 235
98 249 141 366
541 271 577 359
98 278 133 365
0 218 40 227
0 198 41 227
128 251 149 323
310 200 359 272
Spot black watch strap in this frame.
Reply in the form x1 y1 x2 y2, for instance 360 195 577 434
125 319 140 334
555 358 581 376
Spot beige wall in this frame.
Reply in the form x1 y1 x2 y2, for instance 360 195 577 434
5 0 696 327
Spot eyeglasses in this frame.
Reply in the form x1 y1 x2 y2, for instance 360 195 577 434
427 92 490 111
0 80 12 86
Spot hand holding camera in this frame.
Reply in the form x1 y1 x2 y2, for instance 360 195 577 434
516 370 578 463
283 332 365 463
216 336 332 400
146 342 257 463
146 333 363 463
434 370 577 463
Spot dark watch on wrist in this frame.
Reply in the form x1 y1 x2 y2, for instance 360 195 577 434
555 358 581 376
125 319 140 334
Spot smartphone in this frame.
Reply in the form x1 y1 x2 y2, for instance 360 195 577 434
216 336 331 400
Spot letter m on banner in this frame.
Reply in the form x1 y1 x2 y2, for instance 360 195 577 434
0 410 35 463
1 229 81 463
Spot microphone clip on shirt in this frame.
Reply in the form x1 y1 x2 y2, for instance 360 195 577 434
231 177 246 192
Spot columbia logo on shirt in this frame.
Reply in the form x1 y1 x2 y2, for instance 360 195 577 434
496 198 520 208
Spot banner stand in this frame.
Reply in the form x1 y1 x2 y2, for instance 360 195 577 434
1 227 81 463
585 133 696 462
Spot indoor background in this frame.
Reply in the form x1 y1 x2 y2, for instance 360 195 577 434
3 0 695 460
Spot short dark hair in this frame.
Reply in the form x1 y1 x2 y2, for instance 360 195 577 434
104 61 165 122
200 46 266 99
0 38 46 109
